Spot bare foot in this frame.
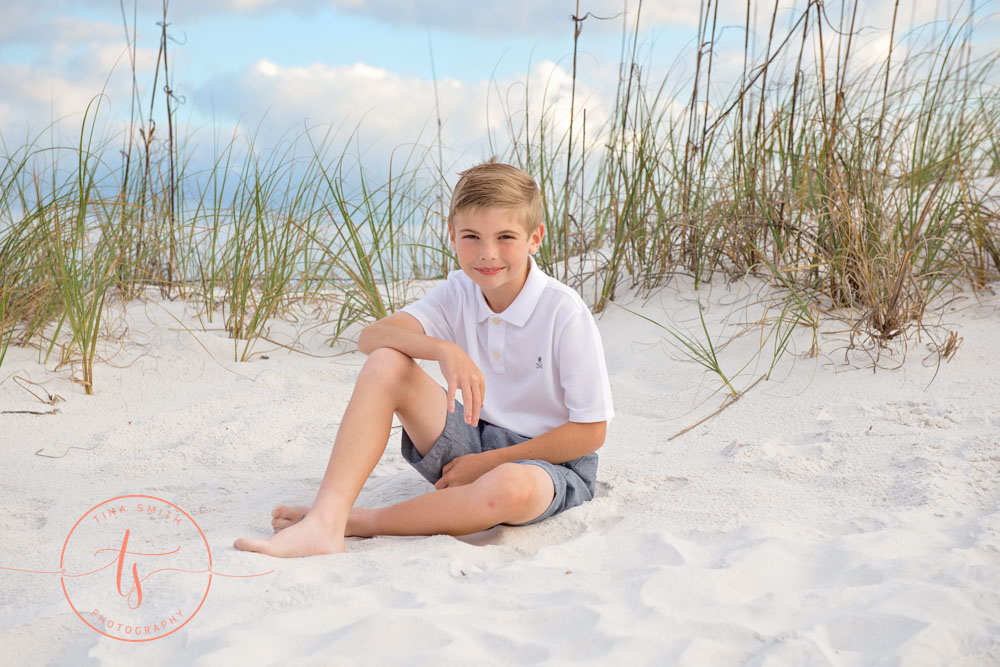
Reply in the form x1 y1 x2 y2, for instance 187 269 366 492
271 504 374 538
234 514 345 557
272 504 309 532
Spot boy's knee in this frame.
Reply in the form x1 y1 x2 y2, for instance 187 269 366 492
360 348 415 386
476 463 536 514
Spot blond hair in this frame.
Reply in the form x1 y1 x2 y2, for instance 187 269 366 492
448 160 542 233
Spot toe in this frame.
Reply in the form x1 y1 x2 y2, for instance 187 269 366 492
233 537 267 553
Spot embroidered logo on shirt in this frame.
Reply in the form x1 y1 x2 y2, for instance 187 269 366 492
536 356 543 369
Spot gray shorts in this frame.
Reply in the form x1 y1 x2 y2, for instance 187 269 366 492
400 400 598 526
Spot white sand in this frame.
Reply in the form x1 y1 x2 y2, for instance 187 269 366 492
2 279 999 665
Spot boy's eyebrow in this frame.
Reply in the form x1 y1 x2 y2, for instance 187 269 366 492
457 227 523 236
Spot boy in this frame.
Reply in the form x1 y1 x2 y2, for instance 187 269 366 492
235 161 613 557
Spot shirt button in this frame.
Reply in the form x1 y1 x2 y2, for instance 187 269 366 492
492 351 501 359
492 317 501 325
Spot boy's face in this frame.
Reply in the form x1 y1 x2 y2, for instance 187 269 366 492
449 206 545 313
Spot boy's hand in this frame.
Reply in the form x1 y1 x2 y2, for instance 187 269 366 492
435 451 495 489
437 342 485 426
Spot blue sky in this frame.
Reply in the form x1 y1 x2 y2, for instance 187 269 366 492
1 1 997 175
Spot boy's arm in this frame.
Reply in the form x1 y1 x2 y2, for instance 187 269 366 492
358 311 443 359
435 420 607 489
358 312 486 426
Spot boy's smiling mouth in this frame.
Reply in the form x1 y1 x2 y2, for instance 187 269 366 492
475 267 504 276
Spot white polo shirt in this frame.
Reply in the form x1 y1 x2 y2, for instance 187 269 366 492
402 256 614 439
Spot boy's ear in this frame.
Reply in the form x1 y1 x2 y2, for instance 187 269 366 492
529 222 545 254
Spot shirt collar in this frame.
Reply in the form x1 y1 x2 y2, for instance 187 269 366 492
475 255 547 327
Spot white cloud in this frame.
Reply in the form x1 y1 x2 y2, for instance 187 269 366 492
191 55 613 175
2 1 994 38
0 44 163 143
0 3 123 45
0 3 47 43
317 0 824 35
0 1 622 164
0 4 174 143
325 0 619 35
0 0 325 39
3 0 994 175
164 0 328 21
316 0 898 35
197 59 478 149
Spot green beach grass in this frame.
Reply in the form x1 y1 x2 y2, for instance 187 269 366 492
1 0 997 393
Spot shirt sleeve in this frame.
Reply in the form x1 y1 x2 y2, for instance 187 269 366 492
399 277 456 343
555 306 615 424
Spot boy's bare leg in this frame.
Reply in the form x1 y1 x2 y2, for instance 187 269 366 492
234 348 449 557
348 463 554 536
271 463 554 537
